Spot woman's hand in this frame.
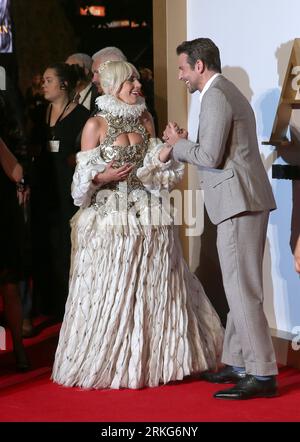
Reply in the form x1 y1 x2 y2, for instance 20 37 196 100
16 185 30 206
92 161 134 186
159 144 173 163
159 122 188 163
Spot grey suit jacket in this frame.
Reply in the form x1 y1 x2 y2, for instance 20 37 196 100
173 75 276 225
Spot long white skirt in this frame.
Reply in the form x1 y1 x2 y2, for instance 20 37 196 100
52 207 224 389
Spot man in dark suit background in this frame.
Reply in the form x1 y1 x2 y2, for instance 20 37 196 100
65 53 99 113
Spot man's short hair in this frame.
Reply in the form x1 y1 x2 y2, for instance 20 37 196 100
66 53 93 73
176 38 221 73
92 46 127 63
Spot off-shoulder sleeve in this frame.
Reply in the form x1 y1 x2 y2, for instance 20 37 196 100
136 137 184 194
71 148 107 207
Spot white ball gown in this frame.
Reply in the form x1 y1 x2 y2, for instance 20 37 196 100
52 94 224 389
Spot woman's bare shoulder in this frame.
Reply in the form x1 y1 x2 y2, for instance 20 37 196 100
81 116 107 151
84 115 106 130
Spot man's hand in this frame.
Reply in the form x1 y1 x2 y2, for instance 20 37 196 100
162 122 188 146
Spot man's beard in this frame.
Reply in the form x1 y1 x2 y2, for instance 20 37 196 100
188 84 197 94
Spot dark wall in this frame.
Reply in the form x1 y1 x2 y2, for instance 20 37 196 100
9 0 76 92
2 0 153 93
61 0 153 69
79 26 153 69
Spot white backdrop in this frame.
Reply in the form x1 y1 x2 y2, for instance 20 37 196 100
186 0 300 333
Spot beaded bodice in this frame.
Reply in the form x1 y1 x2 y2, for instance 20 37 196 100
97 111 149 191
86 94 151 212
89 107 151 213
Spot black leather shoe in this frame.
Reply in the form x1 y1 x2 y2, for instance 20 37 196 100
16 359 31 373
200 365 246 384
214 375 278 400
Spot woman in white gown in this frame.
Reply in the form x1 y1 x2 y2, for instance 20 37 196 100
52 61 224 389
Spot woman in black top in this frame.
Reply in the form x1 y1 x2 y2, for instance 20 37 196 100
31 63 89 320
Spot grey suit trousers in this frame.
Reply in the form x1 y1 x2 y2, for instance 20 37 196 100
217 210 278 376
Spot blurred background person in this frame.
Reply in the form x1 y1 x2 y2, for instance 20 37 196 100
0 130 29 371
0 77 33 339
91 46 127 94
139 67 158 134
65 52 99 112
24 72 47 156
31 62 89 320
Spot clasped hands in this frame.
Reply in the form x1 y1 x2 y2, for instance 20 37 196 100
159 122 188 163
162 122 188 146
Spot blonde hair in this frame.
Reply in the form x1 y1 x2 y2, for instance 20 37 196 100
99 61 140 96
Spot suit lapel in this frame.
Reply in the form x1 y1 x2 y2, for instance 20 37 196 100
196 75 225 142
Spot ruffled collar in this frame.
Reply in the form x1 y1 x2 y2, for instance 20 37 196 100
95 94 146 119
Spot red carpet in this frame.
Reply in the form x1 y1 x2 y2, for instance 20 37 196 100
0 319 300 422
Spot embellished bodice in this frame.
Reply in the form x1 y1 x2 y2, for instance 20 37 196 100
98 112 149 191
90 109 150 210
71 94 185 214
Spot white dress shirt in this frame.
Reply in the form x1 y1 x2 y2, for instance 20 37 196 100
199 73 221 110
77 82 93 110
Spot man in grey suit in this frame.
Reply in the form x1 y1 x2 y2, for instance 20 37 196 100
161 38 278 400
